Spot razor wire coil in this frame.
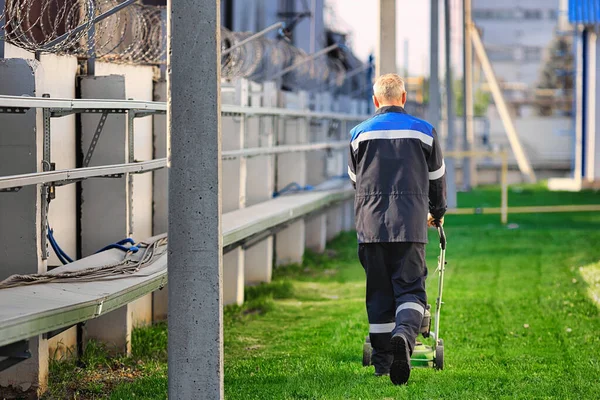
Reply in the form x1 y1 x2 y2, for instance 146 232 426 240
0 0 352 89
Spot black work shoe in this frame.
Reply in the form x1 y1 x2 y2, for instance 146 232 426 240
390 334 411 385
374 370 390 377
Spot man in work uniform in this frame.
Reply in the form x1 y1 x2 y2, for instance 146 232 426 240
348 74 447 385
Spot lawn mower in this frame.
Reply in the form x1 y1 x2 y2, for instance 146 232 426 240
362 225 447 370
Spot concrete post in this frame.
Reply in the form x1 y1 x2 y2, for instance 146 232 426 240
37 54 79 361
587 30 600 181
305 92 328 253
152 80 168 321
92 63 156 330
444 0 457 209
221 80 245 305
325 93 344 241
79 75 135 354
0 58 49 399
462 0 476 189
429 0 441 128
244 81 275 284
168 0 223 398
275 91 308 265
376 0 397 76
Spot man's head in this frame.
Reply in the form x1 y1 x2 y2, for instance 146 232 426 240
372 74 407 109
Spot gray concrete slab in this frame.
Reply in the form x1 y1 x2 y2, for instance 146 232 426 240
0 57 48 399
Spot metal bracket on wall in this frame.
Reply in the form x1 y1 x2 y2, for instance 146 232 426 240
132 110 164 118
0 340 31 373
83 111 109 168
41 96 52 260
41 184 50 260
0 107 28 114
127 111 135 237
51 109 127 117
0 187 21 193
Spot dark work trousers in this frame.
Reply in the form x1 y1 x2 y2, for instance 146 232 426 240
358 242 428 372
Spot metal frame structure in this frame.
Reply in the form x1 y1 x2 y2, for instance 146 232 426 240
0 94 367 262
0 89 364 366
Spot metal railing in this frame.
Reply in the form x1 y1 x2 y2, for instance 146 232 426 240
0 92 367 261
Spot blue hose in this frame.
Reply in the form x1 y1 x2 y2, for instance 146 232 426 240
95 243 139 254
48 226 139 265
47 227 74 265
273 182 314 198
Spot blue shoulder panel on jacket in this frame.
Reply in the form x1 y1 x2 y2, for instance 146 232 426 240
350 112 434 142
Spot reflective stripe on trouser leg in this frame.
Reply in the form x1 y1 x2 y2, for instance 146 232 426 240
369 322 396 333
394 303 425 354
390 242 428 354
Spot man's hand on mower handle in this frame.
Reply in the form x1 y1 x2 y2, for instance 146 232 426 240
427 213 444 228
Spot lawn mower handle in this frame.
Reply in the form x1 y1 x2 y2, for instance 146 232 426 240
436 224 446 250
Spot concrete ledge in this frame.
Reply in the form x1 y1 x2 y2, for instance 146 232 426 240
0 183 354 347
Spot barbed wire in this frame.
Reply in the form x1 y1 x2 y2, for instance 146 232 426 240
221 27 347 90
1 0 166 64
0 0 350 88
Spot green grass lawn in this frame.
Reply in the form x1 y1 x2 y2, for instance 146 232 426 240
44 187 600 399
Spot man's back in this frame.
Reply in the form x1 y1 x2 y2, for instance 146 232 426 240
349 105 446 244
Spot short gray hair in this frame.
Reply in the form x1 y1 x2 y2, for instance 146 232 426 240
373 74 406 102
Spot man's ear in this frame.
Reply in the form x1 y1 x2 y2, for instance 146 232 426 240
402 91 407 106
373 95 379 109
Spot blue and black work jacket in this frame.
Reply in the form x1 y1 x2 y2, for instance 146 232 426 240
348 106 447 244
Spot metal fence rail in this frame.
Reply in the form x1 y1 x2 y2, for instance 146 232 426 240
0 95 366 120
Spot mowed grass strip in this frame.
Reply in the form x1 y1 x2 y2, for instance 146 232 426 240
45 187 600 399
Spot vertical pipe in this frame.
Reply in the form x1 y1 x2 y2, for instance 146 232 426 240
501 150 508 225
239 80 249 208
0 0 5 59
444 0 457 209
310 0 317 54
376 0 397 76
585 30 596 180
429 0 441 128
127 112 135 237
463 0 474 189
404 38 409 76
574 27 584 182
168 0 223 398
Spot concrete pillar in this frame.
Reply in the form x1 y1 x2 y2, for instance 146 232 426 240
244 81 274 284
343 200 355 232
88 63 155 329
376 0 397 76
37 55 79 360
305 92 327 252
462 0 476 189
0 58 48 399
223 250 244 305
275 91 308 265
444 0 458 209
305 215 327 252
221 80 245 305
325 93 344 241
429 0 441 128
168 0 223 397
588 30 600 181
79 75 133 353
152 80 168 321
